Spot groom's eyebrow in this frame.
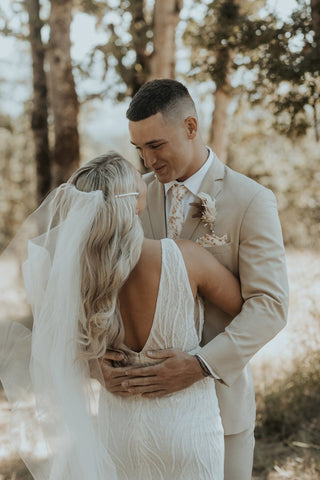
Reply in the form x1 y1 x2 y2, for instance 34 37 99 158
130 139 166 146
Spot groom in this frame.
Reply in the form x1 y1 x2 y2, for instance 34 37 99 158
102 79 289 479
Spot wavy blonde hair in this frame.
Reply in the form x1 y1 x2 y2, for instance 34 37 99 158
68 152 144 360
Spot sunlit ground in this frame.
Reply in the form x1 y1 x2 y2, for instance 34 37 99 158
252 248 320 384
0 248 320 479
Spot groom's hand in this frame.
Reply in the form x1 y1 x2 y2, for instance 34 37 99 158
122 349 204 398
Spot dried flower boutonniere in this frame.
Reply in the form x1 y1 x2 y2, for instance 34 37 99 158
192 192 229 247
196 192 216 233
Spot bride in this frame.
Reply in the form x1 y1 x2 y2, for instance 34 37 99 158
0 151 242 479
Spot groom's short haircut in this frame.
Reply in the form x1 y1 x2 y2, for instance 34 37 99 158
126 79 197 124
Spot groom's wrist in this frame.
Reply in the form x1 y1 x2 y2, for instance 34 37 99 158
194 354 212 378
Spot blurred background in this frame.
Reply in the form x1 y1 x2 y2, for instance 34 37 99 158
0 0 319 478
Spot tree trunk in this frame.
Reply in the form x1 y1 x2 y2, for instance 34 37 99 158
25 0 51 203
149 0 183 79
310 0 320 141
209 85 232 164
129 0 151 96
311 0 320 41
209 46 233 164
48 0 79 185
209 0 243 164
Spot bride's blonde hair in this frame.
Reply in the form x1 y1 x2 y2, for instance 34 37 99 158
68 152 144 360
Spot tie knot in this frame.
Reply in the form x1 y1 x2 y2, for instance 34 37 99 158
170 183 188 202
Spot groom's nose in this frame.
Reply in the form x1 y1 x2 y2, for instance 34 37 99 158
143 150 157 169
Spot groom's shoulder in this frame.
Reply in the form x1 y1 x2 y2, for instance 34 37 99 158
212 161 277 211
211 152 267 197
225 165 262 190
224 163 271 199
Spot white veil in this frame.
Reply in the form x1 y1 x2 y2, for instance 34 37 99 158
0 184 118 479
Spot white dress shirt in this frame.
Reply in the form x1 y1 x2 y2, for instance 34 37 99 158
164 148 214 222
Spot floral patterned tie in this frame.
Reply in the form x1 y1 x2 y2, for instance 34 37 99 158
167 184 189 239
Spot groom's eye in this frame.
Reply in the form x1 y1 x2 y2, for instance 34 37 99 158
151 143 163 149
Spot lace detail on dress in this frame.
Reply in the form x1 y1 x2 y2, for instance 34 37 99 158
144 239 200 351
99 239 224 479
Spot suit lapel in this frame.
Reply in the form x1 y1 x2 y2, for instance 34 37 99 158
145 178 167 239
143 154 226 241
181 156 226 241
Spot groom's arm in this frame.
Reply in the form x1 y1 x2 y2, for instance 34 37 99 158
101 188 288 397
199 187 289 386
111 188 288 396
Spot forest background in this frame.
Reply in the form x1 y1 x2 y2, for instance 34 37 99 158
0 0 319 479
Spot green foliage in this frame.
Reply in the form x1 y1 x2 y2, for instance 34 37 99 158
248 2 320 139
183 0 320 140
79 0 152 100
228 102 320 250
0 0 29 39
255 351 320 442
184 0 275 86
76 0 111 16
0 112 36 250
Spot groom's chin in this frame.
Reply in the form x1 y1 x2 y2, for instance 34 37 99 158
154 171 173 184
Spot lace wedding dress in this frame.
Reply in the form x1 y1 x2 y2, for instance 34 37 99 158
99 238 224 480
0 184 223 479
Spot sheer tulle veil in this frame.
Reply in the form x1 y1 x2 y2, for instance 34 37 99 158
0 182 132 479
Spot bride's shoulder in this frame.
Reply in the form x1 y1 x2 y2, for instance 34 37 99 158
175 239 206 256
138 238 162 264
175 239 210 265
175 239 218 273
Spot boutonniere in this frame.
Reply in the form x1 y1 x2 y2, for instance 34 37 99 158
192 192 229 247
197 192 216 233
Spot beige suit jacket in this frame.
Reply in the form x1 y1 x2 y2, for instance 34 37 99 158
140 154 289 435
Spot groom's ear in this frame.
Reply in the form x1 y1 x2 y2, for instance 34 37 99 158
184 116 198 139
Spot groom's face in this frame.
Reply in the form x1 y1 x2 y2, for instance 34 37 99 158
129 112 196 183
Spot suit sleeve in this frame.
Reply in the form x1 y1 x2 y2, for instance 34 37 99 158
199 188 289 387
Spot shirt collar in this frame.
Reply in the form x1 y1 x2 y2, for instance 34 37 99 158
164 148 214 196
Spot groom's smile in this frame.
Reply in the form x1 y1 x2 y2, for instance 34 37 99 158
128 112 201 184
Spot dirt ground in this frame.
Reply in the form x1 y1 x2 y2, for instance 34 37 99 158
1 248 320 479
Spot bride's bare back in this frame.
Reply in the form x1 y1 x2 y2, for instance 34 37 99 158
119 238 242 353
119 239 163 352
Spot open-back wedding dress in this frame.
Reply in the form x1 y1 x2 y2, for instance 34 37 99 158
100 238 224 479
0 185 223 480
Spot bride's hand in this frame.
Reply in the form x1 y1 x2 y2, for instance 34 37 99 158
121 349 205 398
